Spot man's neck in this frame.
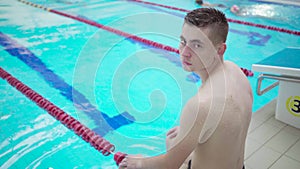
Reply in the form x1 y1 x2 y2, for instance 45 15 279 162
195 58 223 84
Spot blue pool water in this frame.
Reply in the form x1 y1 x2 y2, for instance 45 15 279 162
1 0 300 168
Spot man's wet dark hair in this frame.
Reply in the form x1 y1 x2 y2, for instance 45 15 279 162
184 8 229 46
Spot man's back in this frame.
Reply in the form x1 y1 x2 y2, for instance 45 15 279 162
190 61 253 169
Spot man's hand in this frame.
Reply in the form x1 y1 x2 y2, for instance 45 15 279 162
166 126 179 139
118 155 144 169
166 126 179 150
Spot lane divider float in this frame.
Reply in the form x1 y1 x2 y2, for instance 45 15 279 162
17 0 253 77
0 67 127 166
128 0 300 36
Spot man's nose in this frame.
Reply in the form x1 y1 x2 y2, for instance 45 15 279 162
181 45 192 58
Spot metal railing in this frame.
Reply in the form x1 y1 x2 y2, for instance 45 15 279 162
257 74 300 96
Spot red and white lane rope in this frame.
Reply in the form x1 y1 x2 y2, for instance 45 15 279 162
0 67 127 166
17 0 254 77
129 0 300 36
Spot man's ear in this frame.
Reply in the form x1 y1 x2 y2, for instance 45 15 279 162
217 43 226 56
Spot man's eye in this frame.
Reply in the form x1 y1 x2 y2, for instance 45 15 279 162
180 40 186 45
194 43 201 48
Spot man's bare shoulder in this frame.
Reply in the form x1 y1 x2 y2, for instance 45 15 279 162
224 60 238 67
178 93 211 142
183 93 211 117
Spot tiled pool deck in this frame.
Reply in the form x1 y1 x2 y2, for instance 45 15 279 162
245 99 300 169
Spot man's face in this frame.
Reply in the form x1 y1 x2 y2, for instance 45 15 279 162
179 23 218 72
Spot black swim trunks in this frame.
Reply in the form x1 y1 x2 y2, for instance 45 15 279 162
187 160 191 169
187 160 245 169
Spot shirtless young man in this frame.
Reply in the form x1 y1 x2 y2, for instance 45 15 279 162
119 8 253 169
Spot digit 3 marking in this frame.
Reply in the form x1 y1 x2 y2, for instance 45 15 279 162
286 96 300 117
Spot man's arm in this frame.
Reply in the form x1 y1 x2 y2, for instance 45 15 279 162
123 97 208 169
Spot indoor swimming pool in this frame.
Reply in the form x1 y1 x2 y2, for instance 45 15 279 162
0 0 300 168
